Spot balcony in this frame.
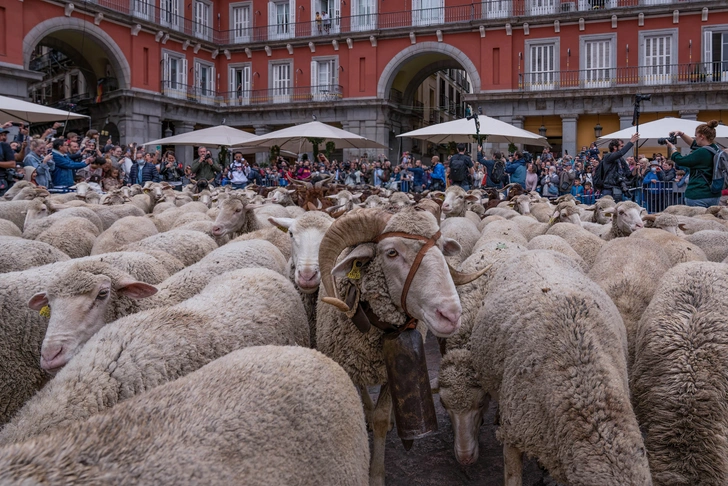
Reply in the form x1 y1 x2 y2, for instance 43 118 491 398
161 81 343 106
519 62 728 92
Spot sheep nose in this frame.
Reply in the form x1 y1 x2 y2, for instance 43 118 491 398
41 344 64 363
299 268 318 282
437 308 462 326
211 225 223 235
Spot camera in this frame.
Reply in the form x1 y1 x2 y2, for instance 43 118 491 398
657 133 678 146
635 94 652 102
522 151 533 163
204 153 212 160
618 177 630 194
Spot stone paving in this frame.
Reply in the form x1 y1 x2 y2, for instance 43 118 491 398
371 331 548 486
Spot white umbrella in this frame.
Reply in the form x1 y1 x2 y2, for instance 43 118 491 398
597 117 728 147
0 95 89 124
232 121 388 151
398 115 550 147
142 125 258 147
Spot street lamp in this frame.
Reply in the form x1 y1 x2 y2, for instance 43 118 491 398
539 124 547 137
594 122 603 138
164 126 173 138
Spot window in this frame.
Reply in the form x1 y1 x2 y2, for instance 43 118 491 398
231 4 251 43
312 0 340 35
483 0 509 19
580 34 615 88
194 0 212 41
576 0 616 11
133 0 153 21
194 60 215 104
161 0 181 28
640 30 676 86
526 40 559 91
704 28 728 82
162 52 188 99
311 58 338 101
270 61 292 103
352 0 376 31
229 64 252 105
529 0 556 16
412 0 443 27
269 0 295 40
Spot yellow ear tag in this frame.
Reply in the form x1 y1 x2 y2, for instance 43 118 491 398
548 217 555 225
39 305 51 318
276 226 288 233
347 260 363 280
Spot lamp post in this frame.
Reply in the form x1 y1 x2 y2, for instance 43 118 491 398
593 122 603 138
539 124 547 137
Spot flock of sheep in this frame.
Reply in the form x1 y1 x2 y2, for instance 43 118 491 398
1 177 728 486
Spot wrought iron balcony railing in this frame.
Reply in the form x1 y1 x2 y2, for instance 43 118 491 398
161 81 343 105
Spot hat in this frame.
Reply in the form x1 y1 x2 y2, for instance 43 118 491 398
24 166 36 180
0 128 9 134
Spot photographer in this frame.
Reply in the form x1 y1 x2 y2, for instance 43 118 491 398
51 138 91 188
191 146 221 184
600 132 640 201
665 120 721 207
23 138 55 188
0 126 17 196
159 151 184 184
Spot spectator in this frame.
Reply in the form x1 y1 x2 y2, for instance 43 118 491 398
51 138 90 188
448 143 474 190
247 162 265 185
372 161 384 187
77 156 105 182
408 160 426 193
666 121 722 207
541 166 559 198
191 146 221 183
658 159 676 182
505 151 527 187
315 11 322 33
23 166 38 186
322 10 331 33
430 155 446 191
108 146 123 170
582 181 595 204
102 167 123 192
160 151 184 184
571 178 584 200
23 138 55 188
600 133 639 201
181 165 194 186
87 174 104 194
525 163 538 192
127 152 161 185
296 157 312 180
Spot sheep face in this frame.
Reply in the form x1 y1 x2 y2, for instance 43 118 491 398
609 201 644 235
211 196 258 237
29 272 157 373
440 187 478 217
268 188 296 206
23 199 49 227
551 204 582 226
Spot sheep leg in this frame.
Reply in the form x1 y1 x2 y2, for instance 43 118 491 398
359 385 376 430
504 443 523 486
369 383 392 486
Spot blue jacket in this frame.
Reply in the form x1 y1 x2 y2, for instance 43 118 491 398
24 152 55 188
478 154 502 188
127 162 161 185
505 159 527 186
431 162 446 182
52 150 87 187
408 167 425 186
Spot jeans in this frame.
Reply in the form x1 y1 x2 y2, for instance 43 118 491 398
601 187 624 202
685 196 721 208
453 181 470 191
232 183 247 190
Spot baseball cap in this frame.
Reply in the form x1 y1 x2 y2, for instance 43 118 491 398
0 128 9 134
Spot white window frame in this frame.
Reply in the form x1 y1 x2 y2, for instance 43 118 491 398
580 33 615 88
352 0 376 32
311 0 341 35
269 60 293 103
133 0 154 21
268 0 295 40
703 25 728 82
576 0 616 11
194 59 216 104
230 2 252 43
639 29 677 86
525 38 559 91
483 0 509 19
311 56 339 101
162 50 188 100
161 0 182 29
412 0 443 26
194 0 212 41
529 0 556 16
228 63 252 106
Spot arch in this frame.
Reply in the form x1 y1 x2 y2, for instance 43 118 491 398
23 17 131 90
401 59 462 107
377 42 481 100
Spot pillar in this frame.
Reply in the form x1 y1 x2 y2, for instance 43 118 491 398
618 112 634 130
176 122 195 167
561 114 578 158
679 110 699 121
254 125 271 166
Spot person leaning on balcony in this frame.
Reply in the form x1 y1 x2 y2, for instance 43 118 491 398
315 12 322 33
665 120 721 208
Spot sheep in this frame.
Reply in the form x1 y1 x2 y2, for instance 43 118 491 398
596 200 646 241
546 222 605 269
684 230 728 262
674 215 728 235
526 234 587 272
0 219 22 237
269 211 334 347
474 219 528 249
22 199 105 238
90 216 159 255
315 207 486 485
630 228 707 267
8 185 50 201
0 345 368 486
210 193 264 238
1 268 309 444
579 197 616 224
0 200 38 230
644 213 682 235
477 214 505 232
0 236 70 273
123 229 218 267
662 205 707 217
588 237 671 368
170 210 211 228
34 216 101 259
1 180 34 200
631 262 728 486
441 250 651 484
86 203 146 230
364 195 388 208
483 206 520 219
267 186 298 206
440 216 481 267
388 191 412 208
232 226 293 261
435 185 480 221
0 252 171 426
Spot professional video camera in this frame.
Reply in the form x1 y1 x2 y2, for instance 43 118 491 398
632 93 652 129
657 133 678 146
522 151 533 163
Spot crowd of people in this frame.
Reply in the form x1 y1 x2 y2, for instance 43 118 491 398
1 120 724 208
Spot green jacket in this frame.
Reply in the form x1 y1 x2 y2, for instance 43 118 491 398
191 157 222 181
671 141 718 200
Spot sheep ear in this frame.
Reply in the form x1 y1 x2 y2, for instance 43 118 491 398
331 245 376 278
603 211 614 218
465 194 479 202
269 217 294 233
352 192 363 199
116 281 158 299
28 292 49 311
678 223 687 231
441 238 462 257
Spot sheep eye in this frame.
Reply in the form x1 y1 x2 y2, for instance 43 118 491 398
235 208 242 213
97 290 110 300
289 231 294 238
386 249 398 258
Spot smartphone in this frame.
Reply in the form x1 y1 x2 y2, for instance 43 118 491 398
46 147 52 155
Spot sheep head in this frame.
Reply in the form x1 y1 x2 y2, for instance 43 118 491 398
318 208 486 338
550 202 582 226
440 186 478 218
211 193 260 237
28 261 158 373
606 201 644 236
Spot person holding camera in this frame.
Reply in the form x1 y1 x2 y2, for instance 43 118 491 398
191 146 221 184
51 138 91 188
665 120 722 207
23 138 55 189
160 151 184 184
600 132 640 201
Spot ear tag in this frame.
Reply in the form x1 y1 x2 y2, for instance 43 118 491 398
347 260 363 280
548 217 555 225
277 226 288 233
39 305 51 318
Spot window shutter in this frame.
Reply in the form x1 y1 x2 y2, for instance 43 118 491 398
311 60 318 88
211 66 216 94
243 65 251 92
704 30 713 77
162 52 170 84
268 1 275 39
289 0 295 26
229 67 236 94
181 58 188 86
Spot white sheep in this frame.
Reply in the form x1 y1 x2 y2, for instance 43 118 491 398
440 216 481 267
631 262 728 486
1 268 309 444
435 185 480 223
546 222 605 269
232 225 293 261
684 230 728 262
0 219 21 237
123 229 218 267
0 346 369 486
630 228 707 267
90 216 159 255
0 200 39 231
22 199 105 238
526 234 587 272
0 236 70 273
474 219 529 249
34 216 101 259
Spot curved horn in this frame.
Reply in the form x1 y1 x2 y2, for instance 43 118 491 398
319 209 393 312
497 183 514 193
315 174 335 189
448 263 491 286
641 214 657 222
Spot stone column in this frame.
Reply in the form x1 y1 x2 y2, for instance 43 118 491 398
679 110 699 121
511 115 524 129
254 125 271 166
561 114 578 158
176 122 195 168
618 112 634 130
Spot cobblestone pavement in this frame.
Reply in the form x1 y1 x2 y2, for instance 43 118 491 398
370 332 549 486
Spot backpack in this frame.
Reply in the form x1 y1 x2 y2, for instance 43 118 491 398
449 155 467 182
491 159 506 185
700 146 728 195
592 162 605 190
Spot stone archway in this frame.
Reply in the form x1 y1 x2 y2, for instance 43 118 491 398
23 17 131 90
377 42 481 101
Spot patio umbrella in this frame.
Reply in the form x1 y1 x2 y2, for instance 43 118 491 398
0 95 89 124
597 117 728 148
142 125 258 147
397 115 550 147
232 121 388 151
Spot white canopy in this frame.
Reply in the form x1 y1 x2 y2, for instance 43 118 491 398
143 125 258 147
597 117 728 147
398 115 550 147
233 121 388 151
0 95 89 124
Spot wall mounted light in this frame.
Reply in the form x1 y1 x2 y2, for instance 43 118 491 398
64 3 74 16
567 48 571 57
370 35 377 47
611 14 617 28
161 33 170 44
339 65 345 72
409 32 416 44
505 23 512 35
245 47 252 58
223 49 231 60
436 30 443 42
193 43 202 53
673 10 679 24
594 115 603 138
211 49 219 59
638 12 644 26
255 10 261 15
523 23 529 35
702 7 708 21
332 39 339 51
479 25 486 37
579 18 585 31
286 44 294 54
182 39 191 50
155 31 164 42
539 119 547 137
346 38 354 49
554 20 560 33
265 46 272 56
94 12 104 25
131 24 142 36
